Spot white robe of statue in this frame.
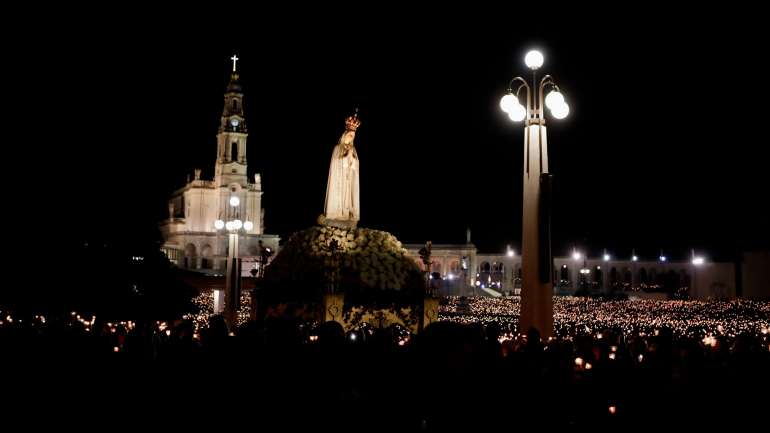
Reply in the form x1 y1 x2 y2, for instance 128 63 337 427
324 128 360 223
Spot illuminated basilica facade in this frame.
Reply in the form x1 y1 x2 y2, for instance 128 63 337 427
160 61 279 275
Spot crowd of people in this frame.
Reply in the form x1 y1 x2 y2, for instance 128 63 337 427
1 297 769 429
441 296 770 338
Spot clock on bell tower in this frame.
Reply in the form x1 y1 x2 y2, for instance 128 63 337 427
215 55 248 187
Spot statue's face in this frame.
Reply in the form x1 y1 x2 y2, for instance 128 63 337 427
342 131 355 145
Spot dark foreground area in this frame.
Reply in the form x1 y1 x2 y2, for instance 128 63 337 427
1 312 768 430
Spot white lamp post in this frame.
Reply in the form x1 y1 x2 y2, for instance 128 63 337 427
214 195 255 329
501 49 570 338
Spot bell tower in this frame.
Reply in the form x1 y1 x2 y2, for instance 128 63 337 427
215 55 248 187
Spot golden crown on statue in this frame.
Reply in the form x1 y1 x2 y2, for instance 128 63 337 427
345 109 361 131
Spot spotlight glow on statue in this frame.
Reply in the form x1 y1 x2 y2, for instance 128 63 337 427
323 111 361 227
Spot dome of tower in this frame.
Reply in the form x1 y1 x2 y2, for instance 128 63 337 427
226 72 242 93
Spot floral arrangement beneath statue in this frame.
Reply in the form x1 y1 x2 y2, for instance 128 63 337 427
263 225 424 299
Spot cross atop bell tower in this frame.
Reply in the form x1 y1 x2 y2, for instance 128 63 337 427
215 54 248 187
220 54 246 134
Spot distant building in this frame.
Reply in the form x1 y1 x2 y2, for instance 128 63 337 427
404 242 738 300
160 63 279 275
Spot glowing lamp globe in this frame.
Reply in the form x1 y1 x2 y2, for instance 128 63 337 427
225 221 234 231
214 219 225 230
500 93 518 113
233 219 243 230
524 50 544 69
545 90 565 110
243 221 254 231
572 251 582 260
603 254 611 261
550 102 569 119
507 103 527 122
229 196 240 207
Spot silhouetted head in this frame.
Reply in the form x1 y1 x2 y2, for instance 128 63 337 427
208 315 229 339
318 321 345 346
525 327 541 348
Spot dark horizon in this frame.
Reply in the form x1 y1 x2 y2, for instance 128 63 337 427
13 7 770 262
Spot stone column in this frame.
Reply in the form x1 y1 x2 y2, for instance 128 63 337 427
503 262 513 293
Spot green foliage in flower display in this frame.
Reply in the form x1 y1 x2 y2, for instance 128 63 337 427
263 225 425 304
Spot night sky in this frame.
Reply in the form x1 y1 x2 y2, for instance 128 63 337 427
14 6 770 263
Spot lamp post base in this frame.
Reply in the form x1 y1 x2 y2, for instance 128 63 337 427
519 281 554 338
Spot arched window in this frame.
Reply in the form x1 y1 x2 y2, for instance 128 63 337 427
201 245 213 269
449 260 461 274
231 142 238 162
594 267 603 287
184 243 197 269
578 267 590 288
665 270 679 291
478 262 491 287
490 263 504 285
232 99 238 111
